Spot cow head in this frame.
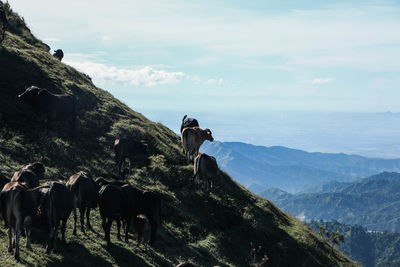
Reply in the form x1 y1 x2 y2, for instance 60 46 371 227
204 128 214 142
29 162 46 180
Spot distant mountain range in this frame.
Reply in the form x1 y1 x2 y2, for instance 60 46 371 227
201 141 400 193
261 172 400 232
308 220 400 267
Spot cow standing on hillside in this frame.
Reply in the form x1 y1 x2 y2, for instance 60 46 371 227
0 1 7 44
193 153 219 192
39 181 73 253
181 127 214 164
94 178 161 246
52 49 64 61
114 137 148 178
0 182 49 262
18 86 76 137
66 171 98 235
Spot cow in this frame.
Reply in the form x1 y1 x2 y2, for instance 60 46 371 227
38 181 73 253
52 49 64 61
94 178 137 243
181 127 214 164
66 171 98 235
0 182 49 262
0 1 7 44
180 115 199 134
97 184 126 246
114 137 148 178
18 86 76 137
11 162 46 189
130 186 162 246
193 153 219 192
94 178 161 246
134 214 150 248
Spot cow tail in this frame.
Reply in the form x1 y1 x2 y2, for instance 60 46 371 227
182 115 187 122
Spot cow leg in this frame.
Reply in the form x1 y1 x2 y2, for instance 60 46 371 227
25 224 32 250
117 219 121 240
124 217 131 243
148 217 158 246
72 208 77 235
79 206 86 235
8 228 13 253
106 218 112 246
46 226 54 254
61 218 67 244
53 222 59 251
86 208 93 231
101 217 107 241
15 222 21 262
185 152 190 165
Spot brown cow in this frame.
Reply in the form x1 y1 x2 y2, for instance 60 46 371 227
0 182 49 262
193 153 219 192
18 86 76 136
181 127 214 164
114 137 148 178
66 171 97 235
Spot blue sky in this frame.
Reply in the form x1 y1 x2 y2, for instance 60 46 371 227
8 0 400 114
6 0 400 157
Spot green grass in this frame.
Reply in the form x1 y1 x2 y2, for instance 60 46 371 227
0 3 359 266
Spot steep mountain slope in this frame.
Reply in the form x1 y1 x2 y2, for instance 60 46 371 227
265 172 400 232
0 3 356 266
201 141 400 193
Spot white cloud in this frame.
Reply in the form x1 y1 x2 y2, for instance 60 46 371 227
101 35 112 42
205 78 224 85
311 78 335 84
64 58 186 87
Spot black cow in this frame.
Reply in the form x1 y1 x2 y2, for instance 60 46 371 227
94 178 136 243
66 171 98 235
114 137 148 178
98 184 125 246
52 49 64 61
193 153 219 192
130 186 161 246
180 115 199 133
94 178 161 246
39 181 73 253
0 182 49 262
0 1 7 44
18 86 76 136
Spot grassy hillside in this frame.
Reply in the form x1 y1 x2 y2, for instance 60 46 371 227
0 3 357 266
